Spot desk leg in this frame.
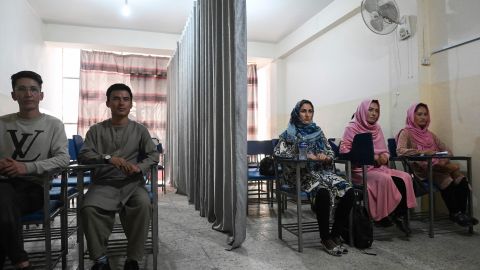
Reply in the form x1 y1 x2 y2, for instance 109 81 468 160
428 159 434 238
277 178 282 240
78 171 85 270
296 163 303 252
61 171 68 270
468 158 474 234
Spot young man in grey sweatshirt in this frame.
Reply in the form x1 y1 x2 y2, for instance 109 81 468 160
0 71 70 270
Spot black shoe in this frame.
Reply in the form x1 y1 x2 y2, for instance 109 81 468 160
91 262 111 270
393 216 411 236
124 260 139 270
450 212 472 227
375 217 394 228
469 216 479 225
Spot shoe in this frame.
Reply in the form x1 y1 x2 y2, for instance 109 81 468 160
15 261 33 270
393 215 411 236
321 239 342 257
91 262 111 270
124 260 139 270
375 217 393 228
332 236 348 254
450 212 472 227
469 216 479 225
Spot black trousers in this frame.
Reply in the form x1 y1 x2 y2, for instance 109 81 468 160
0 179 43 268
392 176 408 217
314 188 355 241
440 179 469 215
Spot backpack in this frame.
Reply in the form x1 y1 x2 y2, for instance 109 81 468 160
341 189 373 250
259 156 275 176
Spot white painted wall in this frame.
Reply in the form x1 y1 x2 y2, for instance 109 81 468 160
44 24 179 56
0 0 45 115
271 0 419 140
423 0 480 218
0 0 65 119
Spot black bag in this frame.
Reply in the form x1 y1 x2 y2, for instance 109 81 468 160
341 189 373 249
412 175 428 197
259 156 275 176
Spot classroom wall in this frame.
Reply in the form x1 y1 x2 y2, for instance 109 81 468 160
270 0 419 140
0 0 63 117
423 0 480 218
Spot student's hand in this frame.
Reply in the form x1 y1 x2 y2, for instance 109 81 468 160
374 154 380 167
0 158 27 177
317 153 332 164
374 154 388 167
0 158 8 170
378 153 389 166
307 153 317 160
421 150 436 155
126 163 141 175
110 157 140 175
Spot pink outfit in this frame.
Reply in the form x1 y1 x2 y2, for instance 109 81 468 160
396 103 442 165
396 103 461 189
340 100 417 221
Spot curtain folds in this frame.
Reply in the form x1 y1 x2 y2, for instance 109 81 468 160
166 0 247 248
247 64 258 139
78 51 169 141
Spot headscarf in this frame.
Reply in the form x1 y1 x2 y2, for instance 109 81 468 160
342 99 388 154
398 103 439 151
279 100 325 151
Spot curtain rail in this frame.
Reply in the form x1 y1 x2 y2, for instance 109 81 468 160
431 35 480 55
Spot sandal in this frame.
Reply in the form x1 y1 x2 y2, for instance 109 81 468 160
332 236 348 254
468 216 479 226
321 239 342 256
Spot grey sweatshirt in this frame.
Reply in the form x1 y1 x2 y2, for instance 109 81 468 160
0 113 70 185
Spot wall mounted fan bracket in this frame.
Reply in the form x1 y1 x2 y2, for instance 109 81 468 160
397 15 411 40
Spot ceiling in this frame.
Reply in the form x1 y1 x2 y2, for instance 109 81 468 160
27 0 334 43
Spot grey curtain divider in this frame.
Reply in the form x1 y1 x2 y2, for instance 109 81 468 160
166 0 247 248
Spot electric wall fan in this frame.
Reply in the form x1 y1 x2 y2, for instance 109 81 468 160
361 0 405 36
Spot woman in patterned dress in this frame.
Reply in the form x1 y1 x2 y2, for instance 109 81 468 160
274 100 353 256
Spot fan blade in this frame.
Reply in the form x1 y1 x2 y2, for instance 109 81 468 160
363 0 378 13
370 16 384 32
378 1 399 23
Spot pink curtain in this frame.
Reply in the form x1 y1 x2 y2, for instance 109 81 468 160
247 64 258 139
78 51 169 141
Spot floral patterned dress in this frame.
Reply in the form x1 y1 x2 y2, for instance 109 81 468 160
274 127 351 208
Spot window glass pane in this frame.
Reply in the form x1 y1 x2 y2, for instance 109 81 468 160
63 48 80 78
64 123 78 139
62 79 79 123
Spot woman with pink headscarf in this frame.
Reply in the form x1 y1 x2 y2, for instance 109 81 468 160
340 99 416 236
396 103 478 226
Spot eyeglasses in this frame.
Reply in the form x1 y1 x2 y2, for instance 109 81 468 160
15 86 41 94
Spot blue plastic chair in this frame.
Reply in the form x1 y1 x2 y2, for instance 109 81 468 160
19 172 69 269
247 140 276 212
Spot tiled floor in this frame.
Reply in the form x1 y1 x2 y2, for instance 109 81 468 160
15 189 480 269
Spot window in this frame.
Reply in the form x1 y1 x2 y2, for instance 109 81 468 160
257 64 271 140
61 48 80 138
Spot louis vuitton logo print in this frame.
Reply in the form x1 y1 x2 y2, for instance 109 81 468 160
7 129 44 161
